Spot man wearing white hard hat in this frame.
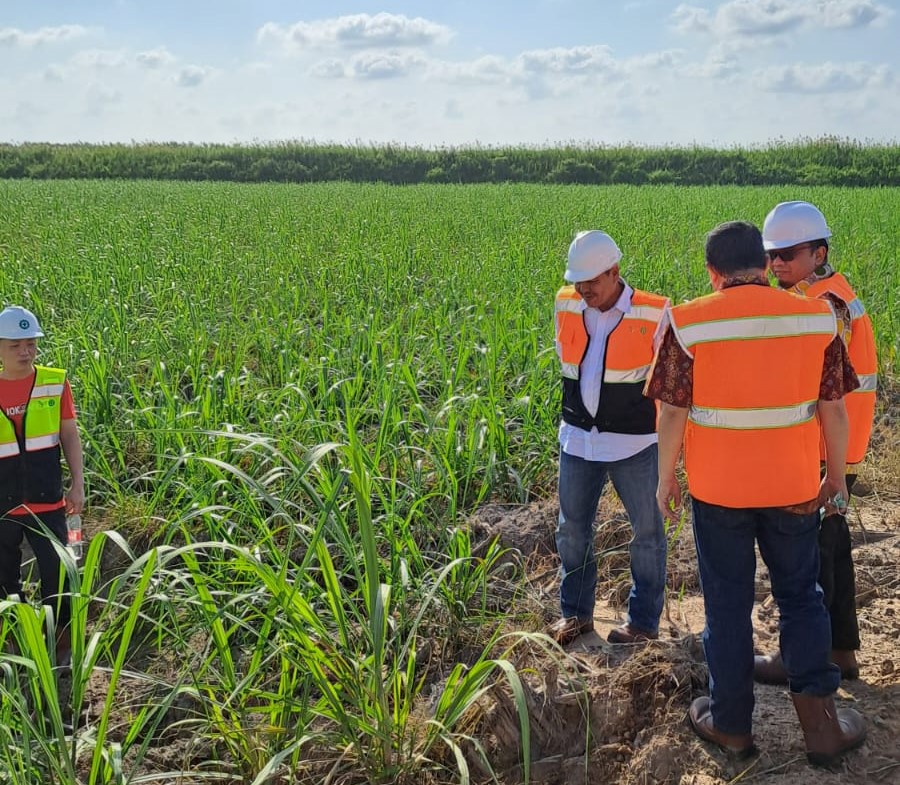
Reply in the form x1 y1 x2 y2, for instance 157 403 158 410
0 305 84 667
549 230 669 646
754 202 878 686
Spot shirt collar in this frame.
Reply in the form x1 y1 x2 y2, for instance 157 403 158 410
616 280 634 313
721 272 770 289
789 263 835 295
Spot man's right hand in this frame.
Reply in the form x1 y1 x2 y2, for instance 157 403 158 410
657 475 682 524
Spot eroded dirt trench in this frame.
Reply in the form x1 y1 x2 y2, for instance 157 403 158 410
469 488 900 785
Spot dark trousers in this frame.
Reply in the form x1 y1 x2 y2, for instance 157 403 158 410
0 509 71 628
692 499 839 735
819 474 860 651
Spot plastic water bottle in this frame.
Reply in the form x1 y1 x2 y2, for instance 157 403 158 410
66 514 83 560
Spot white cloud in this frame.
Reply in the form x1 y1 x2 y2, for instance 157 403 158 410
0 25 89 48
43 65 66 82
822 0 892 27
85 82 122 113
627 50 683 70
30 45 187 86
309 58 346 78
716 1 818 36
444 98 463 119
175 65 212 88
348 50 427 79
428 45 625 89
515 45 619 76
257 13 452 53
11 100 47 122
684 53 741 79
71 49 128 69
672 0 893 38
757 61 893 92
136 47 176 69
671 5 713 34
429 55 513 85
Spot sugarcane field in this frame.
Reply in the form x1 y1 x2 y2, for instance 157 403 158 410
0 178 897 785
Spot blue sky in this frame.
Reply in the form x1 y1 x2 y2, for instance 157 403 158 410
1 1 897 147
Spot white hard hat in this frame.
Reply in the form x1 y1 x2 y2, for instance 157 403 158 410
762 201 832 250
564 230 622 283
0 305 45 339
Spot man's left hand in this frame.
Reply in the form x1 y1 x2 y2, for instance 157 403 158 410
817 474 849 516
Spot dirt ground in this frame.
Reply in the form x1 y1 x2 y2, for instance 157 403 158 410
468 454 900 785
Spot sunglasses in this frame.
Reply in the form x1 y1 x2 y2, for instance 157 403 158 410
767 243 815 262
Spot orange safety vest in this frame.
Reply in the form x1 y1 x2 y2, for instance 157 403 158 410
804 273 877 466
555 286 667 433
669 284 837 508
556 286 667 380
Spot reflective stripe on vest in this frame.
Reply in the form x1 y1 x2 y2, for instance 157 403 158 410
604 363 653 383
25 433 61 450
855 373 877 393
669 286 835 508
31 384 65 399
628 304 666 323
560 361 580 380
846 297 865 320
675 312 836 355
0 366 66 458
0 442 18 458
803 273 877 464
689 401 818 430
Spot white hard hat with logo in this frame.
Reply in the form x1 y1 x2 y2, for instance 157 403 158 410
0 305 45 339
564 230 623 283
762 201 832 250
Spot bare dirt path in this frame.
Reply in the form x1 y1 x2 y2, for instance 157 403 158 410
470 470 900 785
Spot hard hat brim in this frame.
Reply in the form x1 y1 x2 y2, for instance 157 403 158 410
564 267 596 283
763 230 832 251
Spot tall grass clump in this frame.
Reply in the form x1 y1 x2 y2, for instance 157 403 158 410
0 438 534 784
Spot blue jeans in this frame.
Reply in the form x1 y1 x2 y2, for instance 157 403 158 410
692 499 841 735
556 445 666 632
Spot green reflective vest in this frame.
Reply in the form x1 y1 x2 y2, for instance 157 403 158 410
0 365 65 508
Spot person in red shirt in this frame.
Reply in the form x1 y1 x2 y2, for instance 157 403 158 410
0 305 84 666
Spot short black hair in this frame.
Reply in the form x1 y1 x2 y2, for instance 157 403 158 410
812 238 830 262
705 221 766 275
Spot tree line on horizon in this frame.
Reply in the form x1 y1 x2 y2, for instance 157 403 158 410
1 137 898 186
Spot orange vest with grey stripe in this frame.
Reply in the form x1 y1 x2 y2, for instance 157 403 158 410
669 285 836 508
555 286 667 433
803 273 876 466
0 365 66 508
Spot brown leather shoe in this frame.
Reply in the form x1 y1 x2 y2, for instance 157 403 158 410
831 649 860 680
791 692 866 767
689 697 757 759
607 624 658 644
547 616 594 645
754 652 788 685
755 650 860 684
